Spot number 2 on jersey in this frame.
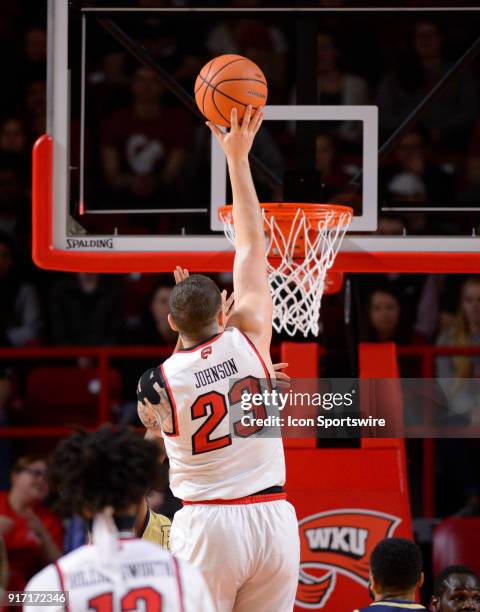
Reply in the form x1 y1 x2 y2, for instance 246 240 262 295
190 376 267 455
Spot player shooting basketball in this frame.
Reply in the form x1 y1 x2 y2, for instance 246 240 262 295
137 105 300 612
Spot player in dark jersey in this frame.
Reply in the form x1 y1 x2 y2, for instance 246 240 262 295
353 537 427 611
430 565 480 611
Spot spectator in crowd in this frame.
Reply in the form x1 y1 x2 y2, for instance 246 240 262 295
206 9 287 101
100 66 191 207
0 153 31 239
315 133 352 202
436 276 480 382
459 120 480 213
436 276 480 516
315 32 369 144
377 215 405 236
386 171 428 235
0 232 42 347
430 565 480 611
134 279 178 346
0 117 28 157
24 79 46 141
0 371 13 490
0 456 62 592
87 51 130 123
381 129 454 206
130 0 205 99
119 277 177 406
363 286 424 345
50 273 124 346
377 20 478 150
363 286 425 380
21 28 47 80
235 20 287 103
354 537 426 611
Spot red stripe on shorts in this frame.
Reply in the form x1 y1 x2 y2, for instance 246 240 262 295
183 492 286 506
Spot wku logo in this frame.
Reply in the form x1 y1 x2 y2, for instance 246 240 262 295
201 346 212 359
296 509 401 609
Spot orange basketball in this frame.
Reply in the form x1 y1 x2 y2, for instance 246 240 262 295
194 54 268 128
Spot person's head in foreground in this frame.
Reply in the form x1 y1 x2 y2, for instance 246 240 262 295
168 273 223 343
50 425 163 528
430 565 480 612
369 537 424 603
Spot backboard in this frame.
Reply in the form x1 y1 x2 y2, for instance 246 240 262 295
33 0 480 273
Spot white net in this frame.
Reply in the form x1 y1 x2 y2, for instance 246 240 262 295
220 205 352 337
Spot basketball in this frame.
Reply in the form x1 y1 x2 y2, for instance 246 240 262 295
194 54 268 127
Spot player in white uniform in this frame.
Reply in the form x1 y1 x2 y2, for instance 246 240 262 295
137 106 300 612
24 427 214 612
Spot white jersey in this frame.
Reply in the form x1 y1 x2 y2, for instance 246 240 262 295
24 536 215 612
137 327 285 501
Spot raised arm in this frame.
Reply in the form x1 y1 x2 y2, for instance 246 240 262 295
207 106 272 354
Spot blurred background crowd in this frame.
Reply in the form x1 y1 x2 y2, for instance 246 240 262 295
0 0 480 601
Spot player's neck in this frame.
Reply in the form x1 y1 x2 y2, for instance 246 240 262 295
180 325 221 349
375 588 417 602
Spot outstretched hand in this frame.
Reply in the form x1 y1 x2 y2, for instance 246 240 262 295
174 266 189 284
206 105 263 161
222 290 235 328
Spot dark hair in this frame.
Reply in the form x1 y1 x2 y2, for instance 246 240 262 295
169 274 221 338
363 285 405 343
49 426 164 515
433 565 480 597
11 455 47 474
368 286 401 308
370 537 423 591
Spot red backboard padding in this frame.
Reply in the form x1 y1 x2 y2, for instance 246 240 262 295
284 342 413 610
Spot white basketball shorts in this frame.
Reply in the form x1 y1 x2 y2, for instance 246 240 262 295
170 495 300 612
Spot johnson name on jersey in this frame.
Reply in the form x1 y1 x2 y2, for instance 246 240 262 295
137 327 285 501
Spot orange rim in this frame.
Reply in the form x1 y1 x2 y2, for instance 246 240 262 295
219 202 353 229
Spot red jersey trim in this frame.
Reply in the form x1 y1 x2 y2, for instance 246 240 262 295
182 492 286 506
54 561 70 612
160 363 179 437
238 330 272 390
176 332 223 353
172 555 185 612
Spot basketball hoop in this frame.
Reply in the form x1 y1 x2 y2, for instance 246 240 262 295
219 203 353 337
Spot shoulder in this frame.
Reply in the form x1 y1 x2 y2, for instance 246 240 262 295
137 367 166 404
25 563 61 592
141 509 171 550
